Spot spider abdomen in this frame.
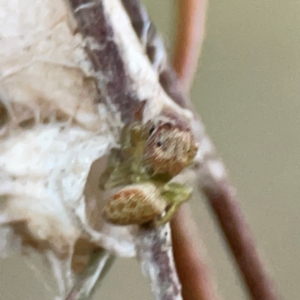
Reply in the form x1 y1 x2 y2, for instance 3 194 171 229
103 183 166 225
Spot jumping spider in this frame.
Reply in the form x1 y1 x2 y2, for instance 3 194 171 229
99 105 197 227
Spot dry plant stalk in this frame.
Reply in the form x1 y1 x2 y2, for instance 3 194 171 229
0 0 280 300
173 0 207 92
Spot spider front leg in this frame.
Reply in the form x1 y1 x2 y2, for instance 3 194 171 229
99 122 149 190
154 182 192 226
99 148 133 190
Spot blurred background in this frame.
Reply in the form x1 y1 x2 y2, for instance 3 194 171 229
1 0 299 299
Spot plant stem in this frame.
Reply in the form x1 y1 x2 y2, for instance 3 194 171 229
173 0 207 93
65 249 115 300
136 224 183 300
171 205 220 300
201 178 280 300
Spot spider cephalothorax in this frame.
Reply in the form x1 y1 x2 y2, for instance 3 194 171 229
143 117 198 177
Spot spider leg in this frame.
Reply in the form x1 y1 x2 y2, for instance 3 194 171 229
155 182 192 226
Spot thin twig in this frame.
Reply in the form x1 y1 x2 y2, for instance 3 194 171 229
171 205 219 300
201 179 280 300
173 0 207 93
65 249 115 300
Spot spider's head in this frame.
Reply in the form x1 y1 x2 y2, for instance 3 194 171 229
143 116 197 177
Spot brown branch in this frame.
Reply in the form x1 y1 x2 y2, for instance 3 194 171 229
121 0 190 109
201 179 280 300
173 0 207 93
171 205 219 300
66 0 140 123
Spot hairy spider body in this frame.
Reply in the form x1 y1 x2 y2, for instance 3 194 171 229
100 109 197 226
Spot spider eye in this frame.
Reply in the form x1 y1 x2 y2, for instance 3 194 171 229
156 141 162 147
149 126 155 135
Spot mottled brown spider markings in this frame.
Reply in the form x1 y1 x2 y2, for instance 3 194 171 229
103 183 166 225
